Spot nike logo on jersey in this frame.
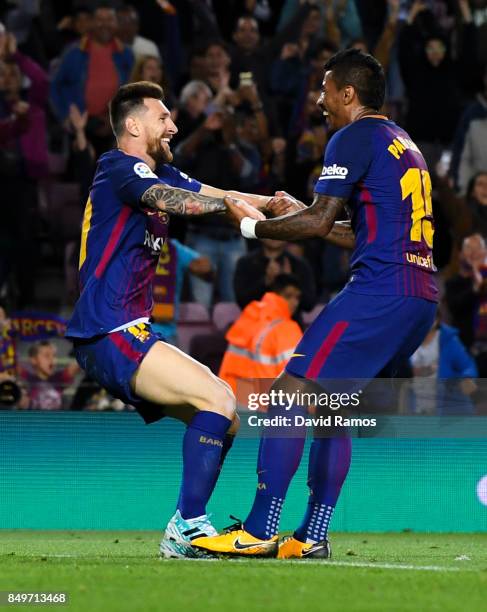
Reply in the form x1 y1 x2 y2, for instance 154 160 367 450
319 164 349 180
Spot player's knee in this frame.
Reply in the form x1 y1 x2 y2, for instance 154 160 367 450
204 380 236 421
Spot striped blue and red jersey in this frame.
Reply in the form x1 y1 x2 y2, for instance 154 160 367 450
66 150 201 339
314 117 438 302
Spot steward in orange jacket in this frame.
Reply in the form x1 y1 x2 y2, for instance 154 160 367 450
219 275 303 395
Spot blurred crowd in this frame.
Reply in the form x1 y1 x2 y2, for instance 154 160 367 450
1 0 487 414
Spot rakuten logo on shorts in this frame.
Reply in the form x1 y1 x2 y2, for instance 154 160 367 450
319 164 349 180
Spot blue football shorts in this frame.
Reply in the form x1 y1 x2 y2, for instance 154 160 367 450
73 322 166 423
286 288 437 387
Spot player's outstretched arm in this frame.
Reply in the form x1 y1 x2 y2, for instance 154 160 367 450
227 190 271 210
141 183 227 215
201 183 270 210
141 183 264 219
266 193 355 248
227 193 348 241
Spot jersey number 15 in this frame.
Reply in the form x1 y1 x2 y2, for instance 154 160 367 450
400 168 434 248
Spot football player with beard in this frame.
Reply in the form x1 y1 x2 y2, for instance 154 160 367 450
65 81 268 558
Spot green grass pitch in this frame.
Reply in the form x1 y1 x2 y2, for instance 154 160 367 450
1 531 486 612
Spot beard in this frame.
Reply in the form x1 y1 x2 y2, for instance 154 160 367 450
147 134 173 164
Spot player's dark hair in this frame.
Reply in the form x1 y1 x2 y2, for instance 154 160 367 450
270 274 302 295
323 48 385 111
28 340 53 359
109 81 164 137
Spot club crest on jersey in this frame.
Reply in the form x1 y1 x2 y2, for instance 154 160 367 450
144 229 163 254
319 164 349 180
127 324 150 342
134 162 158 179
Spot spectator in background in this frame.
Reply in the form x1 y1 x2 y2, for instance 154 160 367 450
233 109 263 192
277 0 363 48
116 4 161 60
398 1 466 169
175 72 275 306
409 313 478 415
0 26 49 308
231 77 271 155
436 168 487 272
20 340 80 410
296 4 329 51
1 0 46 67
151 238 212 346
233 238 316 312
0 302 27 410
348 0 400 75
0 302 17 378
471 0 487 67
234 0 277 36
229 4 314 111
270 41 336 137
130 54 174 107
202 39 232 95
450 64 487 194
66 103 96 203
0 97 28 137
175 94 265 307
173 79 212 145
219 273 303 394
51 6 94 58
292 89 330 199
0 27 49 179
186 45 211 83
0 96 29 296
61 103 97 303
444 234 487 376
50 3 134 154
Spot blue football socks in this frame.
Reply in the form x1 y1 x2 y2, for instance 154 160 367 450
177 411 232 519
208 432 235 497
294 436 352 543
244 406 306 539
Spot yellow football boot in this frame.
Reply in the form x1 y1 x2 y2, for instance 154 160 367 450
192 517 278 558
278 536 331 559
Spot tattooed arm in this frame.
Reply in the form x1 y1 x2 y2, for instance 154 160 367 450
265 193 355 247
141 183 227 215
141 183 269 217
